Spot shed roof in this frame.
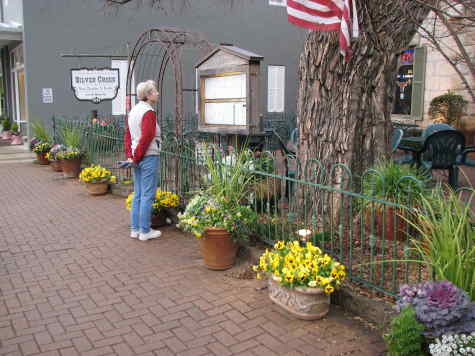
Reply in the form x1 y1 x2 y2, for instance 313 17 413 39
195 45 263 68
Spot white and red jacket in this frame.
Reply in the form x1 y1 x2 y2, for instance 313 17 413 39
124 101 160 163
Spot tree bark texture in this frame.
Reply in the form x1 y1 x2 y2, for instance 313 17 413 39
297 1 431 189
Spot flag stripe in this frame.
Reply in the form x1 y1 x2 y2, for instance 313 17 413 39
286 0 359 61
287 0 337 18
287 6 341 25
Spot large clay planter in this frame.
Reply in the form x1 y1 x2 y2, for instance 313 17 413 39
50 160 62 172
375 207 408 241
36 153 49 165
85 182 108 196
366 206 408 242
199 228 238 270
267 277 330 320
62 158 81 178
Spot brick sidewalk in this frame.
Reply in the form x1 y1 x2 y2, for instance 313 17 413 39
0 163 386 356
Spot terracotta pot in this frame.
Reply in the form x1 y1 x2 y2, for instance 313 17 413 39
199 228 238 270
267 277 330 320
2 131 12 140
85 182 109 196
367 206 408 241
50 160 62 172
36 153 49 165
151 210 168 228
62 158 82 178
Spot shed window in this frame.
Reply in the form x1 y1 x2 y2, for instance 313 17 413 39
201 73 246 126
268 65 285 113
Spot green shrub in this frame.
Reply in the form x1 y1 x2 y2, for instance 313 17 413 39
62 127 81 150
384 306 425 356
11 123 19 133
429 90 468 127
362 160 429 206
407 186 475 300
2 119 11 131
30 120 50 142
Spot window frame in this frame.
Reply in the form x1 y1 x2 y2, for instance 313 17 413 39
267 65 286 113
199 71 247 127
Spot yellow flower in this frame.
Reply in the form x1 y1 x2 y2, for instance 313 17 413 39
308 280 317 288
274 241 285 250
252 265 259 272
324 285 335 294
338 271 346 280
195 232 202 238
256 273 262 280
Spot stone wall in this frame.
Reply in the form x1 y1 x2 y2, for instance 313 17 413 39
419 10 475 142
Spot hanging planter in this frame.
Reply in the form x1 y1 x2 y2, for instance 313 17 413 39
199 227 239 270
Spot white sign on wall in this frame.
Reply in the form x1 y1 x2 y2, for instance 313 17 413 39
70 68 120 104
42 88 53 104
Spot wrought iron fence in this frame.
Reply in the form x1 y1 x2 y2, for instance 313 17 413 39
157 138 427 297
48 115 426 296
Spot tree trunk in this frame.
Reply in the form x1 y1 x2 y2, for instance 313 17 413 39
296 1 430 217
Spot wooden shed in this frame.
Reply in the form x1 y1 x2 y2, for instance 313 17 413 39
195 45 264 135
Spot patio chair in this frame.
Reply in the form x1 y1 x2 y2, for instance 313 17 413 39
391 128 414 164
390 128 404 153
419 130 465 188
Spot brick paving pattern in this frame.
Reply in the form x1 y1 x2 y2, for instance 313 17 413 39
0 163 386 355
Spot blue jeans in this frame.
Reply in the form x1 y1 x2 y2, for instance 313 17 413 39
131 155 159 233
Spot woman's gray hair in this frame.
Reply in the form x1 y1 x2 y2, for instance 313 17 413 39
136 80 158 101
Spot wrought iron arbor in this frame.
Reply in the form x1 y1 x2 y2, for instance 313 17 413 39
126 27 214 137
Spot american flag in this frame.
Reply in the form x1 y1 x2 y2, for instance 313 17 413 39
286 0 359 60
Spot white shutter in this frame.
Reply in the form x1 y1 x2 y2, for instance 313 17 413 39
268 65 285 112
111 60 135 115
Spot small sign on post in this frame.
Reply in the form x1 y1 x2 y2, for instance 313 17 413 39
42 88 53 104
70 68 120 104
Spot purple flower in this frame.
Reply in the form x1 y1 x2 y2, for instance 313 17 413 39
396 281 475 338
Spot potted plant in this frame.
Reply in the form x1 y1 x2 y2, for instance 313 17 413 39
253 240 346 320
46 144 66 172
56 150 82 178
178 147 257 270
1 118 12 140
361 160 428 241
79 164 116 195
32 142 52 165
59 127 84 178
10 123 22 145
125 189 179 228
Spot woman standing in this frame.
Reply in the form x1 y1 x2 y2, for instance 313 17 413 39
124 80 162 241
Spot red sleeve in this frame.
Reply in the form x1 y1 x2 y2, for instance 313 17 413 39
124 117 132 159
133 110 157 163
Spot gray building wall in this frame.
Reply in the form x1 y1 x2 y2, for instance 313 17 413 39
23 0 306 126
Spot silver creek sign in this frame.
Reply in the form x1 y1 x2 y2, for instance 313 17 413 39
70 68 120 103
